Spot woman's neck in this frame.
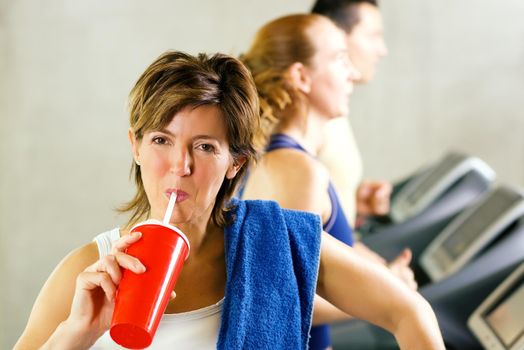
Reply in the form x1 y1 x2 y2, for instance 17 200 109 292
274 110 329 156
177 212 222 257
166 212 225 313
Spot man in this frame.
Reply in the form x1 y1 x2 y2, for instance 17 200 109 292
313 0 390 227
310 4 415 349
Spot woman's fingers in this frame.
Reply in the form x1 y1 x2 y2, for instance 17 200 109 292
86 253 146 285
111 231 142 253
76 271 117 302
74 231 146 306
112 252 146 274
388 251 418 291
97 256 123 285
102 231 147 278
79 250 147 303
390 248 412 267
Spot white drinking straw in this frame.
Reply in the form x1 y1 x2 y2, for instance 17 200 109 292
163 191 177 225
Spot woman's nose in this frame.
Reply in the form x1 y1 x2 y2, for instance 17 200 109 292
171 147 192 176
348 61 362 82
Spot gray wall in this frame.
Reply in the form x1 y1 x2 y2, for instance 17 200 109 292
352 1 524 182
1 0 523 348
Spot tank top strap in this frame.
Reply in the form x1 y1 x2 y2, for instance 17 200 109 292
266 134 308 153
92 228 121 258
265 134 352 243
323 183 339 232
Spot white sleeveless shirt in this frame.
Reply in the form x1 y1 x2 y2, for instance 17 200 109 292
318 117 363 226
91 228 222 349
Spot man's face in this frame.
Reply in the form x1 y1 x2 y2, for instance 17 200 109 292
346 3 388 83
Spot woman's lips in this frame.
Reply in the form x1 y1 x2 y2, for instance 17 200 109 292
166 189 189 202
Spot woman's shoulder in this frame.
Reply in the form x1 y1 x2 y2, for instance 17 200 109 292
56 227 120 276
242 150 330 218
30 234 110 321
265 148 328 177
262 149 329 194
57 241 100 275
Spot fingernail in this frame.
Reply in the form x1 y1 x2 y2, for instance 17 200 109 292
137 263 146 272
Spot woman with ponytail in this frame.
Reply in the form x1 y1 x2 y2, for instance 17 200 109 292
241 14 417 349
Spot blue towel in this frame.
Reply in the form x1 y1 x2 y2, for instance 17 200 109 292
217 199 322 349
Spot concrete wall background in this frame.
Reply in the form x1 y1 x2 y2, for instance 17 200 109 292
1 0 523 347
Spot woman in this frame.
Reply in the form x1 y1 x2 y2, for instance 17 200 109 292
15 51 444 349
240 14 415 350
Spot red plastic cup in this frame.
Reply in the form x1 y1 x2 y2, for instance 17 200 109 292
109 219 190 349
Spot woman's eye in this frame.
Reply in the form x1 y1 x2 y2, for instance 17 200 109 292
152 136 167 145
198 144 215 152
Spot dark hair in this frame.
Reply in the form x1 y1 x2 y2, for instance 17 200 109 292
311 0 378 34
119 51 260 228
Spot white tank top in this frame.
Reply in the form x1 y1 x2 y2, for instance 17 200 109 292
318 117 363 226
91 228 222 349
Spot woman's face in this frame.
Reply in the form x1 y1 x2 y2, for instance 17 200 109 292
307 20 360 119
129 105 241 226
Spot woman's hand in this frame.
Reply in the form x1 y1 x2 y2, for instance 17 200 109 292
44 232 147 349
67 232 146 339
388 248 418 291
18 232 179 350
353 243 417 291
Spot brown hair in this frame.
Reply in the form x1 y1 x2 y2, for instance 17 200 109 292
119 51 260 228
241 14 331 145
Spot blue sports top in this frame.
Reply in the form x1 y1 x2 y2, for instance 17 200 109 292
266 134 354 245
266 133 354 350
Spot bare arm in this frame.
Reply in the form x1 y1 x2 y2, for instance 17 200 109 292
15 233 145 350
352 241 387 264
312 295 352 325
14 242 99 349
311 241 391 325
314 238 384 324
317 232 445 350
313 242 417 324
